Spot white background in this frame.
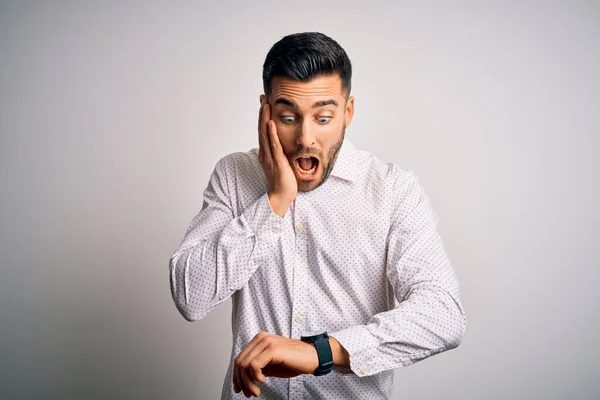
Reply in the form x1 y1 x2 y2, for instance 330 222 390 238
1 1 598 398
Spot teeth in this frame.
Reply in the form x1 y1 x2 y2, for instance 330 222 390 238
299 166 316 175
295 158 317 175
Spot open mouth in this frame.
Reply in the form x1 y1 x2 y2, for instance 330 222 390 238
294 156 320 178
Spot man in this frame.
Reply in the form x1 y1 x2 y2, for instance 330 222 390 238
169 32 466 399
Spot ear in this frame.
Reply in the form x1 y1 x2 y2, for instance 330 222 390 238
259 94 266 105
345 96 355 127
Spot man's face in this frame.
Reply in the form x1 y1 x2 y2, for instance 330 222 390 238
261 74 354 192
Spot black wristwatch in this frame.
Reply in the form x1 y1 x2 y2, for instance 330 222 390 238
301 332 334 376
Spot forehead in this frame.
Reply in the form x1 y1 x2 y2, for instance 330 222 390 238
270 75 344 106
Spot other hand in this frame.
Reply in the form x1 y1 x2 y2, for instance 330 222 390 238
233 331 319 398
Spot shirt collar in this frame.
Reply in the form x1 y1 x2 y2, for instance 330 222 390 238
329 138 357 182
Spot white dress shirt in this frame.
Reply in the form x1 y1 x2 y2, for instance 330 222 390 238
169 138 466 399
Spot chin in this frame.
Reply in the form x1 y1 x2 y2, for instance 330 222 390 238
297 179 321 192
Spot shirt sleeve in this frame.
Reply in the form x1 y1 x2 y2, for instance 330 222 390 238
169 154 283 322
330 171 467 377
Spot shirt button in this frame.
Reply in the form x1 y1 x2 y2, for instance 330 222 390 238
360 367 369 374
271 226 281 235
296 223 304 231
401 358 411 366
294 314 303 323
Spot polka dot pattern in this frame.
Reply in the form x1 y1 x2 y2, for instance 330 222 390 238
169 139 466 399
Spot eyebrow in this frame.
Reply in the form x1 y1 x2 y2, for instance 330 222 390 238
274 97 339 109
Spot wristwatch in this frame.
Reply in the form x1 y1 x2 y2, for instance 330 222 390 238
300 332 334 376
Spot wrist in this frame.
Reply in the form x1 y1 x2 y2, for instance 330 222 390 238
303 342 320 372
268 193 291 217
329 336 350 369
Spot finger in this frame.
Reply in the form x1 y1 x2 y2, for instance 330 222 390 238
240 341 270 385
252 343 280 376
257 99 268 160
234 332 266 396
233 364 243 394
234 345 251 395
257 100 264 160
238 338 270 393
241 367 261 397
234 354 247 395
259 103 273 163
236 332 266 366
257 98 264 134
249 358 268 385
267 120 285 166
237 364 253 398
236 367 251 398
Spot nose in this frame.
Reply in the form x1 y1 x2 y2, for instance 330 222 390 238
296 119 316 148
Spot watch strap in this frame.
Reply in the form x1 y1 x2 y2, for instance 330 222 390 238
301 332 334 376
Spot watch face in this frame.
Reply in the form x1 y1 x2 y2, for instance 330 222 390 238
301 331 328 342
302 330 325 337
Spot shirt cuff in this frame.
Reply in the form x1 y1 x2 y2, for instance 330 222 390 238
239 192 285 240
329 325 381 377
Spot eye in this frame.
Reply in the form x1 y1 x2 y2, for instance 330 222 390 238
317 116 332 124
280 115 296 124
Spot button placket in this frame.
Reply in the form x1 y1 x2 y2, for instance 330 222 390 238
290 196 308 340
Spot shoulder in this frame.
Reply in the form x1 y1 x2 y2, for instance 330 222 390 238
354 147 420 194
211 148 266 196
352 147 430 222
213 148 262 175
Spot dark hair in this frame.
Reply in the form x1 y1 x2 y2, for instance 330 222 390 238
262 32 352 99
